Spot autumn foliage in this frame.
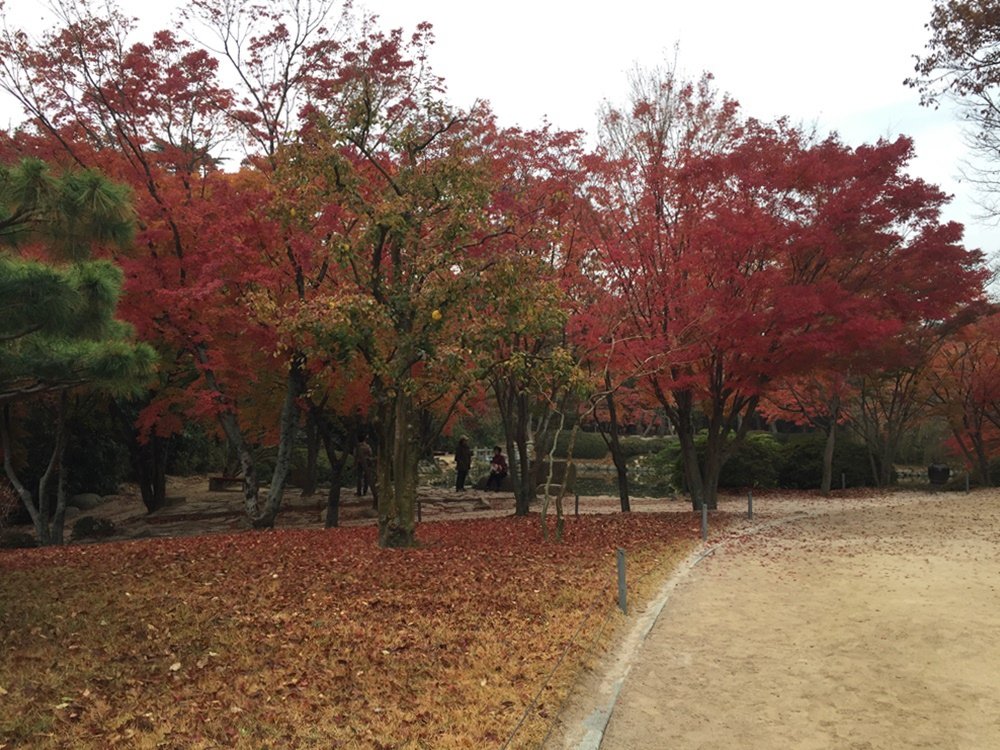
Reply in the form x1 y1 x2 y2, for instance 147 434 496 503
0 0 996 531
0 513 706 748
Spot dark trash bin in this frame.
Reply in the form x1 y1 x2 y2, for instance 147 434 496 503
928 464 950 485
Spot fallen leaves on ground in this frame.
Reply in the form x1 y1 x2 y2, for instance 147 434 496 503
0 512 714 749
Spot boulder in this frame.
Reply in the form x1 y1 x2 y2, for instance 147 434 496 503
69 493 105 510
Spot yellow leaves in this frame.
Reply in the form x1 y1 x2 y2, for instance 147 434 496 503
431 308 442 321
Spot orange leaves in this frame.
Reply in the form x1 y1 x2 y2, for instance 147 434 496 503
0 513 703 748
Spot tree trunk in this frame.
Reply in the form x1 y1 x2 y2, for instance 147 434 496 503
495 379 533 515
196 345 259 518
324 464 345 528
322 439 348 529
376 390 418 548
971 433 991 487
671 393 707 510
1 394 70 545
821 419 836 495
701 431 724 512
110 398 167 512
254 357 306 528
301 412 319 498
309 405 351 528
602 377 631 512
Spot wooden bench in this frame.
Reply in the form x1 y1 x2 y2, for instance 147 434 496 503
208 476 244 492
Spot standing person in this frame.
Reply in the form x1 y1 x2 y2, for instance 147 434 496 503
486 445 508 491
455 436 472 492
354 435 374 498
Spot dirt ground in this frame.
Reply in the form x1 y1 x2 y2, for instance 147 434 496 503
57 475 672 542
546 489 1000 749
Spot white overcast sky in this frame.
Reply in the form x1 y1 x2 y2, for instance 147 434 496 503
2 0 996 264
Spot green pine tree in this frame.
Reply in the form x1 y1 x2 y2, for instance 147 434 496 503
0 158 156 544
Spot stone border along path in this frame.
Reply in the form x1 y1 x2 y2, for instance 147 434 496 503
545 490 1000 749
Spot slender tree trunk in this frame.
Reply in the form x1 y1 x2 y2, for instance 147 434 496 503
324 463 345 528
52 444 69 544
602 377 631 512
972 434 991 487
1 394 70 545
196 345 259 518
672 396 706 510
701 431 724 511
322 438 348 529
110 398 167 512
495 379 533 515
821 420 837 495
255 357 306 528
302 412 319 498
308 405 351 528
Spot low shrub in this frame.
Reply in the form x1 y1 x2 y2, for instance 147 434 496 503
779 433 880 489
552 430 608 460
618 435 673 458
660 432 782 491
167 425 227 476
0 530 36 549
72 516 117 541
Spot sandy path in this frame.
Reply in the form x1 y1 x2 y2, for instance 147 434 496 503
555 491 1000 749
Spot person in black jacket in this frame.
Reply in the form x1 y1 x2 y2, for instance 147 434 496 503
455 436 473 491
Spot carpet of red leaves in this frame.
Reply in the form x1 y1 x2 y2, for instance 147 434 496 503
0 512 712 748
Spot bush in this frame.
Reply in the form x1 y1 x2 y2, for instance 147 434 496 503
167 425 227 476
659 432 783 491
989 457 1000 486
17 397 128 499
0 481 19 527
63 406 129 496
0 530 36 549
719 432 782 489
552 430 608 460
618 435 673 458
72 516 117 541
778 433 880 489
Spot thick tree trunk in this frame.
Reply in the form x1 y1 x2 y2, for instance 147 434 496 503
376 391 418 548
700 432 724 511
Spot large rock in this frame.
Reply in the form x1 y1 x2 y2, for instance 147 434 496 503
69 493 105 510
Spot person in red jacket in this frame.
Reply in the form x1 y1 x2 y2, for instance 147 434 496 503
486 446 508 491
